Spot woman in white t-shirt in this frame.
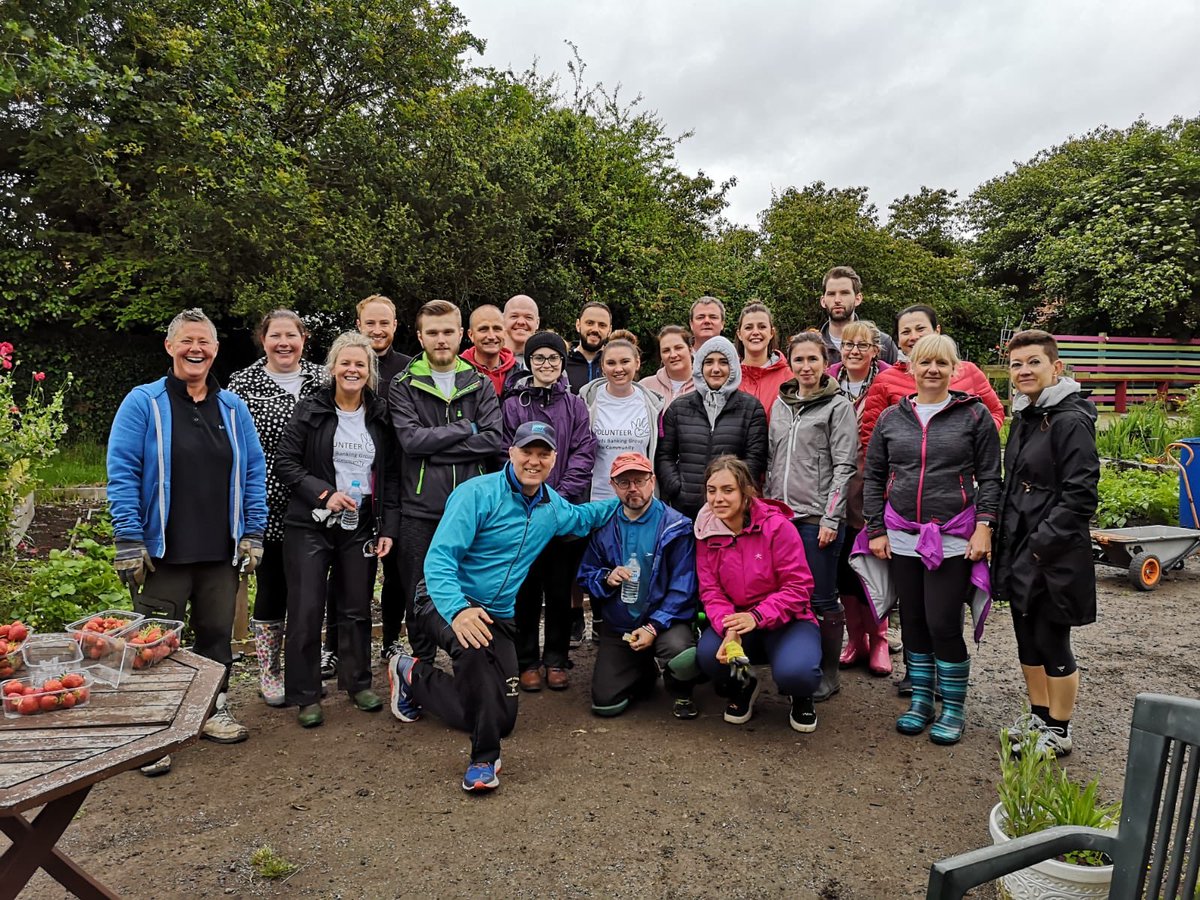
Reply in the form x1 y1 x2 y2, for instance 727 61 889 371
639 325 696 410
275 332 401 728
578 331 664 501
227 310 327 707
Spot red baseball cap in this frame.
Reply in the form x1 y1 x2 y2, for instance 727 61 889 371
610 452 654 479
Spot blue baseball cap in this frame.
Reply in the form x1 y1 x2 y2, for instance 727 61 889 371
511 421 557 451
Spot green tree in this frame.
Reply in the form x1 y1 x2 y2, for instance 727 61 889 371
888 187 962 258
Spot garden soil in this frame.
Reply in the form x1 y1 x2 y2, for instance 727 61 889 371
13 506 1200 899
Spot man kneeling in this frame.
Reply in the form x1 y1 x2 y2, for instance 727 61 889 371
386 422 616 792
578 453 702 719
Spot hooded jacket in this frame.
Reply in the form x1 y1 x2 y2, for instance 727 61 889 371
273 385 401 538
577 501 698 634
107 377 268 561
639 366 697 408
993 377 1099 625
765 376 859 530
694 498 816 635
227 358 327 541
656 337 768 519
461 346 520 400
738 351 792 422
862 391 1002 540
566 347 604 394
859 358 1005 449
502 374 597 503
423 466 618 624
389 355 504 521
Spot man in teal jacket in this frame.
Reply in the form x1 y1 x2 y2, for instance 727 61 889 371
387 421 616 792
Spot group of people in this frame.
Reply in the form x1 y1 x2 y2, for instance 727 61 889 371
106 266 1100 792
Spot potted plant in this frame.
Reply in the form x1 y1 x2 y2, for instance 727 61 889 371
988 727 1121 899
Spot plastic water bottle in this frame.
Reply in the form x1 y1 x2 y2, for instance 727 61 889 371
340 481 362 530
620 554 640 605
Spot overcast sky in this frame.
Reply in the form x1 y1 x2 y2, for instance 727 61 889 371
455 1 1200 228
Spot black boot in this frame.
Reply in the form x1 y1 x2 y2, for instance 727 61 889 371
813 611 845 702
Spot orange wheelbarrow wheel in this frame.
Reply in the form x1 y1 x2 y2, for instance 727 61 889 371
1129 553 1162 591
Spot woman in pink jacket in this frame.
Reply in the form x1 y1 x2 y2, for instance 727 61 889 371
736 302 793 422
695 456 823 732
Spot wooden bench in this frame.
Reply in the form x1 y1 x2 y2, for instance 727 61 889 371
1053 334 1200 413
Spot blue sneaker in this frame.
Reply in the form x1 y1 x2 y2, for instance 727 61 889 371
387 653 421 722
462 758 502 792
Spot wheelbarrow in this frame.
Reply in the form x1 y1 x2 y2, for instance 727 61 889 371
1091 525 1200 591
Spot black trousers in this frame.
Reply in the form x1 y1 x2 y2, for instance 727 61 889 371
138 559 239 692
514 537 584 671
890 554 972 663
397 515 442 660
591 621 697 709
283 520 378 706
252 539 287 621
379 549 404 648
409 586 518 764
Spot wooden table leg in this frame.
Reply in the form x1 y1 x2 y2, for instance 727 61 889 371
0 785 119 899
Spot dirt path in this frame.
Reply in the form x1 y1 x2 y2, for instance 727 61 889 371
15 560 1200 899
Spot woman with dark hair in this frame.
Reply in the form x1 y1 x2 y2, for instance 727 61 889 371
503 331 598 692
640 325 696 408
656 336 767 520
275 331 400 727
861 333 1001 745
994 330 1099 758
736 302 792 420
579 332 664 502
227 310 326 706
694 456 822 732
858 304 1005 449
765 333 859 702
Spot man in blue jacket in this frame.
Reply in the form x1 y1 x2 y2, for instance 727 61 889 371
107 308 268 774
386 421 616 793
577 453 702 720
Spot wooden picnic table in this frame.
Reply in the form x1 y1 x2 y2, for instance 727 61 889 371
0 650 224 899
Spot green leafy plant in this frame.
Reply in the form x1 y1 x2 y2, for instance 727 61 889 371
249 846 296 879
998 728 1121 867
1095 467 1177 528
1 341 72 551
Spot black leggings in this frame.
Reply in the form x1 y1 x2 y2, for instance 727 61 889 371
890 554 972 663
1011 608 1077 676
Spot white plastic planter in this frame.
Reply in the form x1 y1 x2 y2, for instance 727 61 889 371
988 802 1113 899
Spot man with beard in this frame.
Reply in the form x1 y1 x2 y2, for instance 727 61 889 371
502 294 540 360
817 267 898 365
462 304 522 399
565 301 614 393
356 294 413 661
688 297 726 351
390 300 503 662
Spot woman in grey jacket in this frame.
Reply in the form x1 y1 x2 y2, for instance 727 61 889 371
766 333 859 703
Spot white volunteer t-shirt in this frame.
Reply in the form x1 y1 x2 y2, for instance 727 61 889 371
890 395 965 557
265 368 304 399
333 406 375 495
590 387 652 500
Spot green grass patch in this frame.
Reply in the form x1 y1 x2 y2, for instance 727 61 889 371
249 846 297 879
39 442 106 488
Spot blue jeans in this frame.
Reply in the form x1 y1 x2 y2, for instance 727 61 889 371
697 619 822 698
795 522 845 618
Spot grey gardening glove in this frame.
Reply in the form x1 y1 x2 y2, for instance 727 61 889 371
114 540 155 588
237 534 264 574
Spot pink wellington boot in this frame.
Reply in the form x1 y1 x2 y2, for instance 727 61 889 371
839 597 870 668
867 611 893 676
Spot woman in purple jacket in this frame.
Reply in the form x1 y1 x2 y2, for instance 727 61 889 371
695 456 822 732
503 331 599 691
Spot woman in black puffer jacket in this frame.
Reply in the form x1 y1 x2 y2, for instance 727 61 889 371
656 336 768 519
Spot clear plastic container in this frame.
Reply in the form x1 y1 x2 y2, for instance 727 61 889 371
0 620 34 680
2 670 94 718
21 633 83 681
67 610 144 687
117 618 184 671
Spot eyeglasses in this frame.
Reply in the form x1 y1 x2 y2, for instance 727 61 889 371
843 341 876 352
612 474 652 489
529 355 562 367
